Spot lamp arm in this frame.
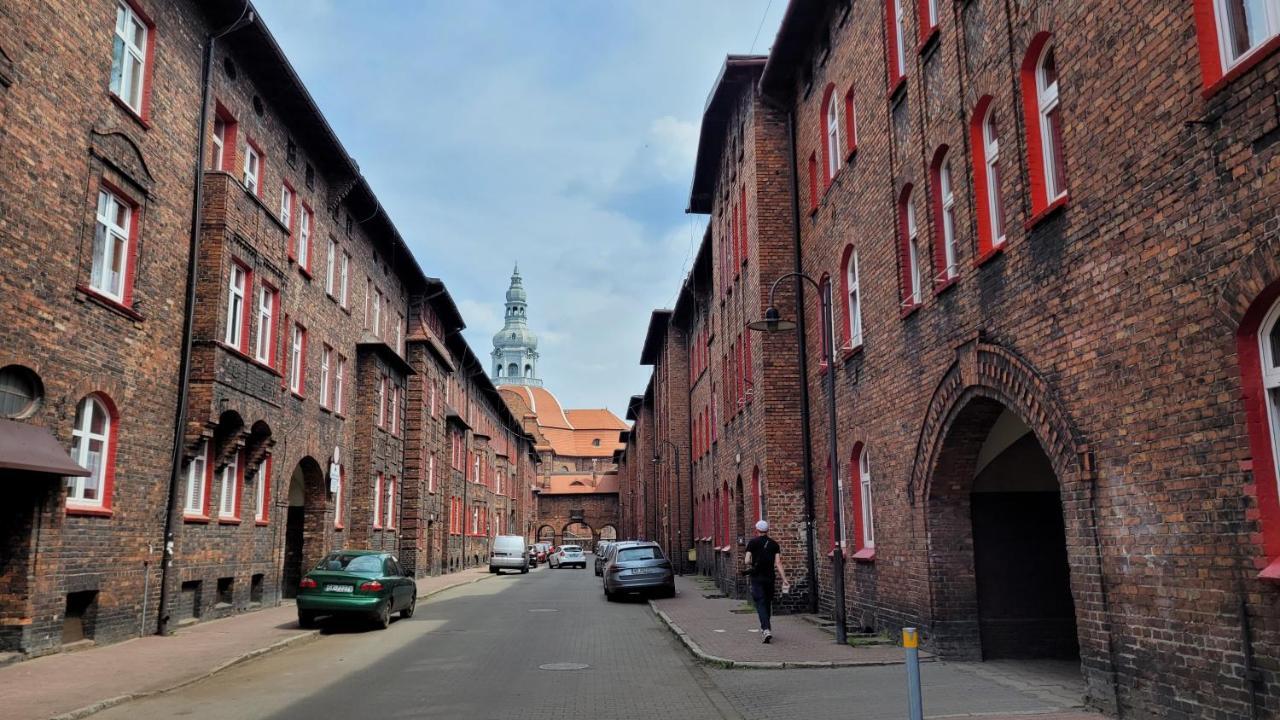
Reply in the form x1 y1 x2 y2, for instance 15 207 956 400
765 271 821 310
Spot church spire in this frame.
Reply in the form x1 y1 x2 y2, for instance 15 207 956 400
492 265 540 386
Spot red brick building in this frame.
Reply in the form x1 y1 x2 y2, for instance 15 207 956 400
0 0 532 659
626 0 1280 716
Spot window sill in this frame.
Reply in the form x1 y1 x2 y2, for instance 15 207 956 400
888 75 906 100
1203 35 1280 98
975 244 1005 268
183 514 211 524
917 26 939 55
900 301 921 319
218 517 241 525
1024 195 1069 231
297 266 313 281
290 391 305 401
840 343 864 362
109 92 150 130
933 275 959 296
852 547 876 563
808 203 819 217
76 284 145 322
66 505 112 518
255 520 269 527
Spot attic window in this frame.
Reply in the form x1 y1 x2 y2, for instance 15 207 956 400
222 57 237 80
252 95 264 117
592 439 601 447
304 163 315 190
286 139 297 167
345 214 353 235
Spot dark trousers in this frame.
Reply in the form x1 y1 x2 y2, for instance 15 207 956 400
750 577 774 631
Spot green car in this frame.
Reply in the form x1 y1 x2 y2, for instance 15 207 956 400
296 550 417 629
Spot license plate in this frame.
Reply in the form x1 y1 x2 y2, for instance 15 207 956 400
631 568 662 576
325 584 353 593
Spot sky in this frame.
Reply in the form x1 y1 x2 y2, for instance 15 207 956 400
253 1 786 411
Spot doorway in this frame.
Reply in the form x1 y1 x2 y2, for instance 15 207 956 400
281 457 326 599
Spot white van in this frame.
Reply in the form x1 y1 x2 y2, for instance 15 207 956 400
489 535 530 574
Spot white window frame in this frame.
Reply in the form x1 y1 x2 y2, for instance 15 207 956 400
297 206 312 269
255 285 274 364
218 452 240 519
254 458 268 523
325 237 337 296
385 476 396 529
243 145 260 195
1035 43 1067 203
91 189 132 302
289 324 304 394
320 345 332 408
427 453 435 493
334 355 346 414
372 289 383 336
473 455 480 484
926 0 939 30
859 449 875 548
846 251 862 347
67 395 111 508
184 440 209 516
837 463 851 548
1214 0 1280 69
225 263 247 349
110 1 148 113
373 473 383 528
893 0 907 78
210 118 226 170
377 376 386 427
983 107 1006 247
939 157 958 280
389 384 399 435
395 313 404 356
340 252 350 308
333 466 344 529
825 93 841 179
279 184 294 229
905 194 922 305
1259 300 1280 501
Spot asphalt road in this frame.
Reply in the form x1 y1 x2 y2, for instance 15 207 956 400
93 562 743 720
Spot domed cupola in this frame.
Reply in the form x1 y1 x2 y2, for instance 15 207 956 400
491 264 541 386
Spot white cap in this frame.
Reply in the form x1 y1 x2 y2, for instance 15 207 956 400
755 520 769 532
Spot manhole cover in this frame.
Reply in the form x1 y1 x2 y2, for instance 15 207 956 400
528 608 559 613
539 663 590 671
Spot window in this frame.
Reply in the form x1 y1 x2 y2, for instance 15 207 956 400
279 184 294 230
1199 0 1280 86
340 252 350 308
210 118 227 170
395 313 404 356
289 323 306 395
823 85 841 182
218 450 241 521
752 467 763 523
843 87 858 156
473 455 481 484
373 473 383 528
377 376 386 427
243 143 261 196
836 461 851 548
67 394 116 511
919 0 939 41
385 476 396 529
334 355 346 414
364 278 373 328
320 345 332 408
899 186 922 306
325 237 337 296
931 147 958 283
427 453 435 493
254 457 270 524
90 187 135 303
841 246 863 347
887 0 907 89
224 262 248 351
184 440 211 518
1021 36 1067 213
334 465 344 529
389 383 399 435
857 447 875 549
297 205 312 272
1241 292 1280 577
372 288 383 336
110 1 150 115
970 97 1006 257
807 153 819 212
255 284 277 366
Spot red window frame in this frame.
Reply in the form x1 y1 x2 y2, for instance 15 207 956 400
256 455 272 526
738 187 749 266
885 0 906 92
258 281 281 369
210 102 239 172
969 95 1002 262
807 152 819 213
743 330 753 402
243 137 265 199
917 0 939 48
1193 0 1280 96
110 0 157 123
751 466 762 524
228 258 253 355
1019 32 1068 220
1237 282 1280 579
928 144 954 288
843 86 857 158
65 392 121 516
850 442 874 559
83 178 143 312
838 244 857 346
374 472 384 529
896 184 917 308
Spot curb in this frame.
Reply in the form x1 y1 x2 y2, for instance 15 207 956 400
47 571 496 720
647 600 915 670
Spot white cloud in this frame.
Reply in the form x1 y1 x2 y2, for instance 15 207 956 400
648 115 700 184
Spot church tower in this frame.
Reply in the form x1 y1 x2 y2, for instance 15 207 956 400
491 265 541 386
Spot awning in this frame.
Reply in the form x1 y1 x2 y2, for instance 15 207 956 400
0 419 90 476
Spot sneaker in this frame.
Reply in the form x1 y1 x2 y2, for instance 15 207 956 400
762 630 773 644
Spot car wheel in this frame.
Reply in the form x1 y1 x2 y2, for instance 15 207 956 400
604 588 615 602
374 601 391 630
489 566 498 574
298 610 317 629
400 594 416 619
521 566 529 574
657 585 676 599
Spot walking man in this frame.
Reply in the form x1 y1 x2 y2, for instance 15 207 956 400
744 520 789 643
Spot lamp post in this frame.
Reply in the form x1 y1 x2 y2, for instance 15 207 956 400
748 271 848 645
655 439 684 575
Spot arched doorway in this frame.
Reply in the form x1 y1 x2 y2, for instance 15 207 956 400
536 525 555 544
928 400 1079 661
562 521 593 551
598 525 617 541
281 457 327 598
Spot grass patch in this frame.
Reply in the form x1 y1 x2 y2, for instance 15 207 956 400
730 599 756 615
846 633 894 647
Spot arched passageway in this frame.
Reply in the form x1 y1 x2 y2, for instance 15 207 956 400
598 525 618 541
562 522 593 550
536 525 555 543
281 457 327 598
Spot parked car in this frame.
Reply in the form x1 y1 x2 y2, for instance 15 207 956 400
296 551 416 629
534 542 551 563
527 545 539 566
596 540 639 577
594 541 615 576
489 534 530 574
603 542 674 600
549 544 586 569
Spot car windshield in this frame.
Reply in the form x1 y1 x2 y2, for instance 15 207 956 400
561 546 582 553
317 554 383 574
617 547 662 562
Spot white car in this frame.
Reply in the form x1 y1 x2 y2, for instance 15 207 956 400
549 545 586 569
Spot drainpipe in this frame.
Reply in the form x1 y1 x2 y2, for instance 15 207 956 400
156 7 255 637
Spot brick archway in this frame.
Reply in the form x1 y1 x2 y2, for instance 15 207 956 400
911 337 1118 712
534 493 618 547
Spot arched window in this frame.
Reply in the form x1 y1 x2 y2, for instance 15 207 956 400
898 185 922 307
1240 291 1280 577
970 96 1006 258
857 447 875 551
819 274 837 363
835 459 851 548
752 466 763 523
507 363 518 377
931 146 958 282
67 393 117 512
1020 33 1067 215
524 365 532 378
840 245 863 347
823 85 841 181
495 366 503 377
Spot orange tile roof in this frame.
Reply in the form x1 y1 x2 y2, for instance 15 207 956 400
500 387 627 457
564 409 629 430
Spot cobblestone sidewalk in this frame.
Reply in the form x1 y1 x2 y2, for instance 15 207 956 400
0 568 493 720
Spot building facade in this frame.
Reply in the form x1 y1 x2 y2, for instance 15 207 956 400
0 0 532 659
625 1 1280 717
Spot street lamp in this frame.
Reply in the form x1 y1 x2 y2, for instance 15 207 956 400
654 439 684 575
748 271 848 646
